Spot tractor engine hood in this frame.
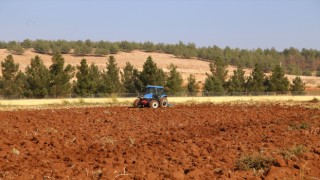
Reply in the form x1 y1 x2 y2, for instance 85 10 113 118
143 93 153 99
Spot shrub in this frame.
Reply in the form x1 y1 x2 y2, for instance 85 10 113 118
236 154 276 172
280 145 307 159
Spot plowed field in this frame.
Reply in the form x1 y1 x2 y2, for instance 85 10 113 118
0 104 320 179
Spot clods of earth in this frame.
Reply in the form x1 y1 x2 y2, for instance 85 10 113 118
0 104 319 179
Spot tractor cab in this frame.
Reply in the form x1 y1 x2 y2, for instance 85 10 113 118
143 85 166 99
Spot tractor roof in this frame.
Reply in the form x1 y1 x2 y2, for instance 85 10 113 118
146 85 164 89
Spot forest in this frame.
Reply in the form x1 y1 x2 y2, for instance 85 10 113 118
1 39 320 76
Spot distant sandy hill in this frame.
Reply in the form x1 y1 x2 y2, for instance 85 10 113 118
0 49 320 89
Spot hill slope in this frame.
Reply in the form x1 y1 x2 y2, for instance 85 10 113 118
0 49 319 88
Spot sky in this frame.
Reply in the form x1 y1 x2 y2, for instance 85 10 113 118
0 0 319 50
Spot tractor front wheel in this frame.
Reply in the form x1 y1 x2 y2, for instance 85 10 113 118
160 98 168 107
149 100 159 109
133 99 141 108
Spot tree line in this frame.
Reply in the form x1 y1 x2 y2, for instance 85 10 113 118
1 39 320 76
0 53 305 99
203 58 305 95
0 54 189 98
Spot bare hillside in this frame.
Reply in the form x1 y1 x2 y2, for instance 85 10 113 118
0 49 319 88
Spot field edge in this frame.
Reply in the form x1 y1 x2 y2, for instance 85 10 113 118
0 96 320 107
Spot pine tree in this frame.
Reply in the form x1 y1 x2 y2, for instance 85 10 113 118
263 76 271 92
109 43 119 54
187 74 198 93
59 40 71 54
21 39 33 49
24 56 50 98
287 63 302 75
15 72 26 97
119 41 134 52
74 44 92 56
204 58 227 94
209 59 228 84
34 40 50 54
139 56 166 87
204 75 224 94
49 53 75 97
88 63 101 95
74 40 92 56
143 41 156 52
121 62 141 93
156 69 166 87
73 59 91 96
247 64 266 92
7 43 25 55
269 65 289 93
1 55 19 81
183 43 197 58
290 76 305 95
94 47 109 56
166 64 184 94
51 44 61 55
100 56 123 93
227 66 246 92
0 55 25 98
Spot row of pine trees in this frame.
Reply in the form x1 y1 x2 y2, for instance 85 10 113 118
2 39 320 76
0 54 188 98
0 53 305 99
203 58 305 95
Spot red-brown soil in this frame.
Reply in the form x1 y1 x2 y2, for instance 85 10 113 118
0 104 319 179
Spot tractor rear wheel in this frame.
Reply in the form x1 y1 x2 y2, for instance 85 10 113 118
133 99 140 108
160 98 168 107
149 100 159 109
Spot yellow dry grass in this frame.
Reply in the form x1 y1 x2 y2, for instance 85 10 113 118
1 49 320 87
0 96 319 107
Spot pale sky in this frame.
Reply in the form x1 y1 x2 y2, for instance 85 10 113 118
1 0 319 50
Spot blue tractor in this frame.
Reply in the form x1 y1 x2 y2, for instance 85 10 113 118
133 85 168 108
